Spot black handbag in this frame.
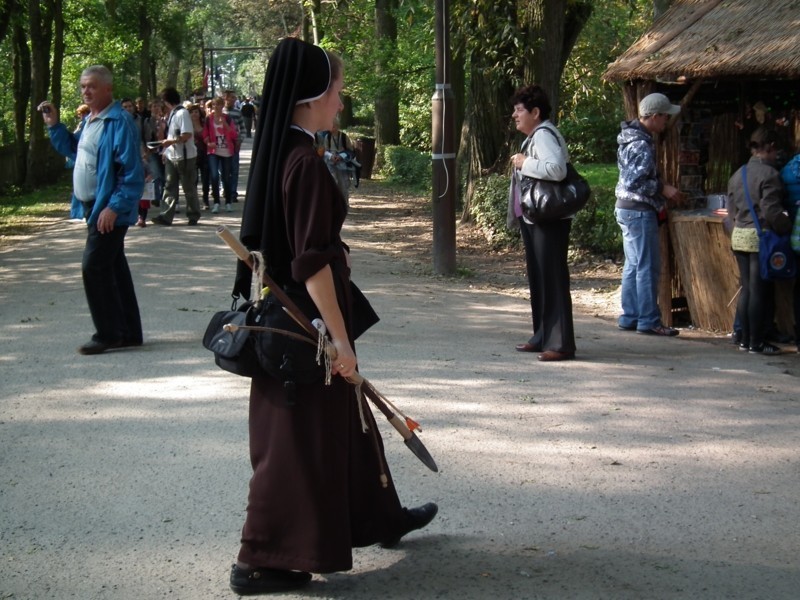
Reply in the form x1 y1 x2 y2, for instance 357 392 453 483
202 303 261 378
202 281 380 387
251 288 328 386
518 127 591 222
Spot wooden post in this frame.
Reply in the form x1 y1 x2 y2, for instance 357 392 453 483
432 0 456 275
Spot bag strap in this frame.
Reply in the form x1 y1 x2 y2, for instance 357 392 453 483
533 125 561 148
741 166 763 237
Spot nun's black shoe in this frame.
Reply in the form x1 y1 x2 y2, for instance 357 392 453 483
229 564 311 595
380 502 438 548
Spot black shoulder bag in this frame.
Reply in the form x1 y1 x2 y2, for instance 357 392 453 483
518 127 591 222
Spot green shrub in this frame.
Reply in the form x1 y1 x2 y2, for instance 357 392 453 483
470 173 520 248
380 145 431 191
559 117 621 164
570 163 622 256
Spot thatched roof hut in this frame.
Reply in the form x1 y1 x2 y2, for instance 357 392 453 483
604 0 800 195
603 0 800 333
604 0 800 83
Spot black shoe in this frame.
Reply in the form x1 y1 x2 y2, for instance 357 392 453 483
187 219 198 226
618 323 636 331
121 338 142 348
637 325 679 336
229 564 311 595
749 343 782 355
738 343 749 351
151 216 171 226
380 502 438 548
77 338 122 355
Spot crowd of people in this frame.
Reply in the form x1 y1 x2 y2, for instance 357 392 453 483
61 89 260 227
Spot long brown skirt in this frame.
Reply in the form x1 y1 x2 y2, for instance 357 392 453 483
237 372 408 573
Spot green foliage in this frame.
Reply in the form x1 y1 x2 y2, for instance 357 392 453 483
558 0 652 163
558 115 621 164
380 145 431 191
319 0 435 152
570 163 622 256
470 173 520 248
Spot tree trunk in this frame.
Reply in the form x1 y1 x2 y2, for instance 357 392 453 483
374 0 399 149
524 0 567 115
12 20 31 185
0 0 15 45
459 0 517 221
51 0 64 107
522 0 592 119
26 0 54 187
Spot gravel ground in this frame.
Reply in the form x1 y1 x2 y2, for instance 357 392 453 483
2 139 799 599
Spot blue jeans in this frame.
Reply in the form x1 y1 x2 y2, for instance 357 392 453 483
615 208 661 330
208 153 233 204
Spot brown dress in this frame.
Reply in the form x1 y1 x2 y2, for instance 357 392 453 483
237 128 407 573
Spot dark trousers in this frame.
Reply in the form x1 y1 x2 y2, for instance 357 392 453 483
519 217 576 353
82 224 142 344
198 154 210 206
794 274 800 345
734 251 765 349
228 150 240 200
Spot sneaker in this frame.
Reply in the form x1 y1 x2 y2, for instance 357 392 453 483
738 343 749 351
749 343 782 355
136 217 146 227
225 203 232 212
211 203 220 214
637 325 679 336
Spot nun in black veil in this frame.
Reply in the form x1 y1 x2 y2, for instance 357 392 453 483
228 38 438 595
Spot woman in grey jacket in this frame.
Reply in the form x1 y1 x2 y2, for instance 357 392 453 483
727 127 792 354
507 84 576 362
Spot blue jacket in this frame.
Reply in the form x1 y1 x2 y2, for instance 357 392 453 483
780 153 800 220
615 119 663 212
48 101 143 227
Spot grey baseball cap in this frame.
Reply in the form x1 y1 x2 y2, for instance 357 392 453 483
639 93 680 117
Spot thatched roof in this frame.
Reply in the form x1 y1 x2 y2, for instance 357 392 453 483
604 0 800 82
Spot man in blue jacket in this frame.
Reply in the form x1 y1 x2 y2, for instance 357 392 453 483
39 65 145 355
614 92 682 337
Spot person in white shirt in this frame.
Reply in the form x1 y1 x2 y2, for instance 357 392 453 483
151 87 201 226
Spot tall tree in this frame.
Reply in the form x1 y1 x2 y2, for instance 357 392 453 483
374 0 399 147
11 13 30 184
456 0 591 218
26 0 56 186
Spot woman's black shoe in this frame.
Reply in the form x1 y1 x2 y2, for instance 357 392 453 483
229 564 311 595
380 502 438 548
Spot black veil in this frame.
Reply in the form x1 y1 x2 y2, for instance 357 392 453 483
232 37 331 300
